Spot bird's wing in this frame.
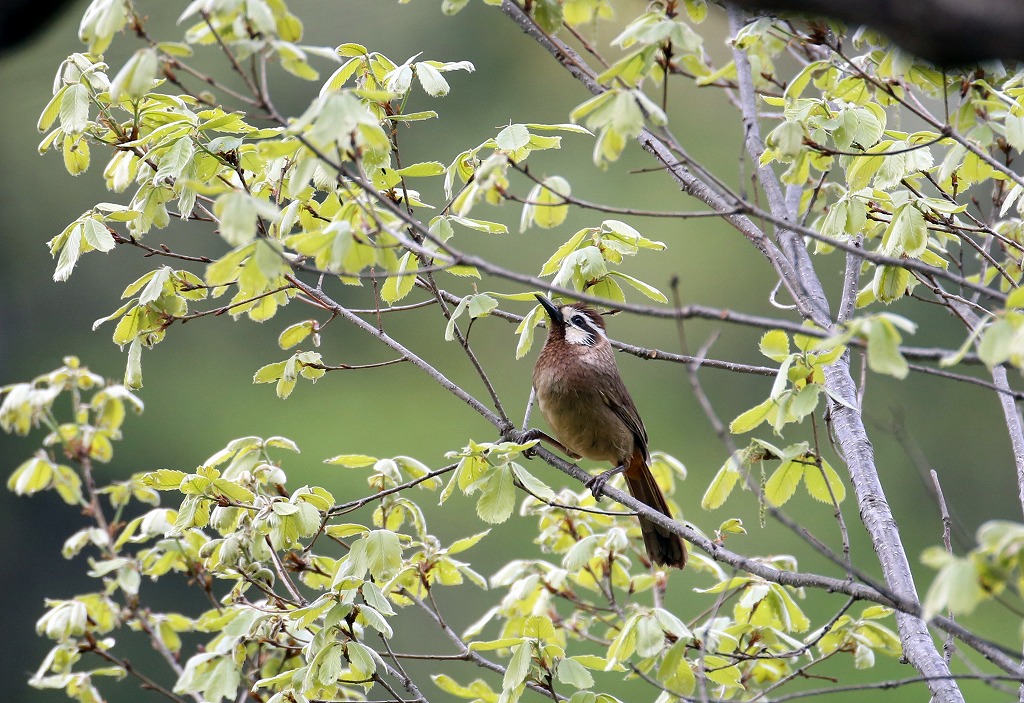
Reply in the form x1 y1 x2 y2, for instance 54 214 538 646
598 377 649 458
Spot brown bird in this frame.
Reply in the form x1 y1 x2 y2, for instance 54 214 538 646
528 294 687 569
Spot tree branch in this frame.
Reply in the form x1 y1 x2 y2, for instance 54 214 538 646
723 0 1024 66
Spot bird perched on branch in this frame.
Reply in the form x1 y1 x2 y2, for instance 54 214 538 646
527 294 687 569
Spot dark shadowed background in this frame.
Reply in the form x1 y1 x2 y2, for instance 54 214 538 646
0 2 1019 702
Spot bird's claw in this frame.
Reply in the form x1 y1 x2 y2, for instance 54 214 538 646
586 464 625 501
519 429 541 458
585 472 611 501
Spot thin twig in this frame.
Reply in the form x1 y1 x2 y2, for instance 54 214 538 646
930 469 957 666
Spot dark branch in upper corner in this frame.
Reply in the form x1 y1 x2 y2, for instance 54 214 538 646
725 0 1024 66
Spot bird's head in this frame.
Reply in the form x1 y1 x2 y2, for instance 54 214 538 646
534 294 608 347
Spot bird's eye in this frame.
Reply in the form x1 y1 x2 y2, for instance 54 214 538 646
571 315 586 326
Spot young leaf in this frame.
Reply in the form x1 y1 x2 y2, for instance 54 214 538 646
803 459 846 504
701 453 743 510
657 640 696 694
364 530 403 581
448 530 490 555
109 48 158 102
125 338 143 389
503 642 532 690
476 466 516 524
764 460 804 506
759 330 790 362
59 84 90 135
278 321 315 349
511 463 557 502
7 455 55 496
922 557 986 620
444 296 471 342
556 658 594 689
52 223 83 282
515 304 544 359
866 316 909 378
540 228 589 276
607 271 667 302
730 397 774 434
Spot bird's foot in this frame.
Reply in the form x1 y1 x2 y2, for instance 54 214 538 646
585 464 625 501
520 429 543 458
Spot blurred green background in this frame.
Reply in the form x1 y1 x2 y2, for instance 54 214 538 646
1 2 1020 701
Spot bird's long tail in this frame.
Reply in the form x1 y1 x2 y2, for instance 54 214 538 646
624 452 687 569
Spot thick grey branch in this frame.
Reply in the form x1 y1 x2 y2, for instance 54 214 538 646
727 6 962 699
728 6 831 327
822 361 965 701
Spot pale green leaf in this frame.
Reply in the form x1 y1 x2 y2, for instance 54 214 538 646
38 85 68 132
540 228 589 276
1007 114 1024 153
138 267 172 306
125 338 143 389
110 48 158 102
764 460 803 506
803 458 846 504
871 265 910 304
81 218 116 253
759 330 790 362
143 469 187 491
657 640 695 694
730 397 774 434
701 453 742 510
53 223 83 282
215 192 278 247
469 637 528 652
511 463 556 501
448 530 490 555
556 658 594 690
325 523 370 539
7 455 55 496
253 361 286 384
702 656 742 689
866 316 909 378
381 252 418 304
364 530 402 581
717 518 746 535
415 62 450 96
396 161 445 177
323 456 380 466
154 137 195 183
922 557 986 620
59 84 90 135
607 271 667 302
503 642 532 690
977 319 1015 367
476 466 516 524
496 124 530 151
515 304 543 359
278 321 314 349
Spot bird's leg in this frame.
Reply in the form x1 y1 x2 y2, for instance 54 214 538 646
586 464 626 501
520 429 582 459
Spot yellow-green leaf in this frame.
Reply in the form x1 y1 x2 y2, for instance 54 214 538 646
764 460 804 506
803 459 846 504
730 397 774 434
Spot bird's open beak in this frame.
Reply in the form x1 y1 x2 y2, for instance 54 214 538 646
534 294 564 325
